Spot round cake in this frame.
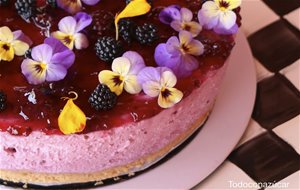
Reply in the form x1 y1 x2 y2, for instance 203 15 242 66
0 0 241 187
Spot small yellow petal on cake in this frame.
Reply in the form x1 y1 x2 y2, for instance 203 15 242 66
115 0 151 40
58 98 86 135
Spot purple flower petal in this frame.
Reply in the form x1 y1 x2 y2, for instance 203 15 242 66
198 9 219 30
44 37 68 54
81 0 100 6
122 51 145 75
159 5 181 25
46 64 68 82
74 33 89 49
51 50 75 69
165 36 180 55
58 16 77 34
154 43 181 69
21 59 47 85
13 30 33 46
138 67 161 85
180 7 193 22
74 12 93 33
181 54 199 71
214 23 238 35
31 44 53 63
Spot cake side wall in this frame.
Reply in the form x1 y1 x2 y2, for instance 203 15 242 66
0 62 228 174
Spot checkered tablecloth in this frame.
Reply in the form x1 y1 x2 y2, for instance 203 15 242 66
194 0 300 189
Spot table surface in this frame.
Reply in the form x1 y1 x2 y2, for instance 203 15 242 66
194 0 300 189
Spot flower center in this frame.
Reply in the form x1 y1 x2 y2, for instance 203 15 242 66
35 63 47 74
180 44 190 54
112 75 124 86
161 87 172 98
63 35 74 45
219 0 230 11
2 43 11 51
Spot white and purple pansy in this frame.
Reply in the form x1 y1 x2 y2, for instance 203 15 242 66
21 38 75 85
98 51 146 96
138 67 183 108
159 5 202 37
51 12 92 50
154 31 204 78
198 0 241 35
57 0 101 14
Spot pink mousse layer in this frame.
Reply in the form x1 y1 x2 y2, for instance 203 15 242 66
0 62 227 174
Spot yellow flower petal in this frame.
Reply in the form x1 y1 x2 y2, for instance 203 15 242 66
98 70 124 96
179 31 193 46
185 40 204 56
0 41 14 61
58 94 86 135
0 26 13 43
158 87 183 108
115 0 151 40
124 74 142 94
142 81 161 97
12 40 29 56
51 31 74 49
112 57 131 76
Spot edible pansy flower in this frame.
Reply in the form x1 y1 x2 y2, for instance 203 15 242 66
0 26 32 62
51 12 92 50
57 0 100 14
21 38 75 85
159 6 202 37
138 67 183 108
198 0 241 34
98 51 146 96
154 31 204 78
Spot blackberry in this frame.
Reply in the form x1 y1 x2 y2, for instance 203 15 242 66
118 19 136 43
15 0 37 21
89 84 117 111
24 48 32 59
95 37 124 63
46 0 56 8
134 23 158 45
0 0 9 6
0 91 7 112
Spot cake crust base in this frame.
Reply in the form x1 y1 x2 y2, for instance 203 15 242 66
0 112 209 186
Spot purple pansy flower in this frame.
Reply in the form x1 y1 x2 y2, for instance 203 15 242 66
51 12 92 50
57 0 100 14
197 0 241 35
21 38 75 85
159 6 202 37
138 66 183 108
154 31 204 78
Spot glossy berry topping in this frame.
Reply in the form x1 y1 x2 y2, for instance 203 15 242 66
6 125 32 136
0 90 7 112
89 84 118 111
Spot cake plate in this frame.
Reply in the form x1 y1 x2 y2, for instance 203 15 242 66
99 31 257 189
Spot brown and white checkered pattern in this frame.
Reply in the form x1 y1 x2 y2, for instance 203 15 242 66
195 0 300 189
